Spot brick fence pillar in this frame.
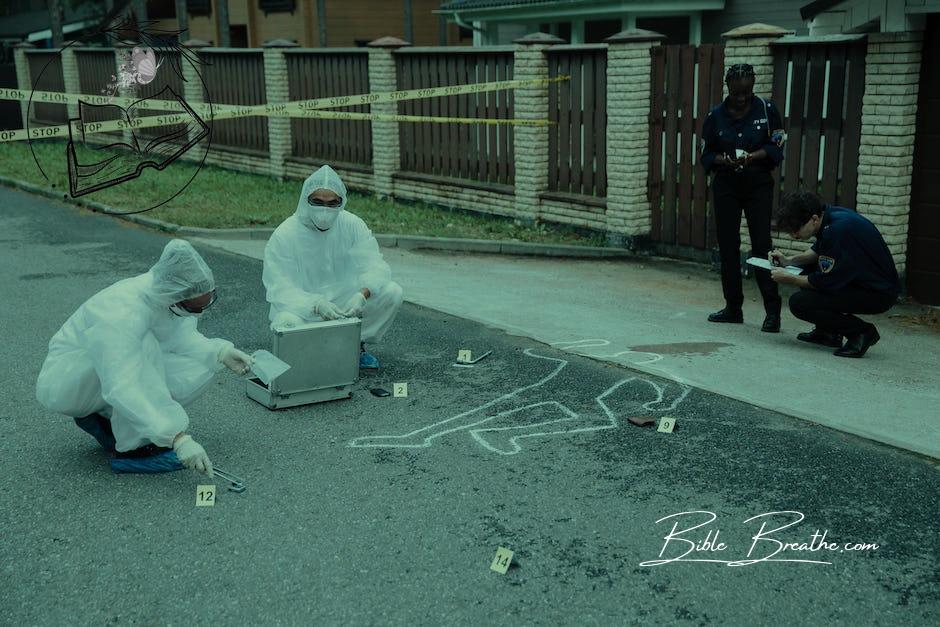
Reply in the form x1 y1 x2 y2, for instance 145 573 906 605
513 32 564 223
263 39 298 180
721 24 792 257
13 42 34 128
114 39 138 146
60 42 80 121
856 31 924 276
367 36 411 199
721 24 791 99
181 39 210 144
603 29 665 247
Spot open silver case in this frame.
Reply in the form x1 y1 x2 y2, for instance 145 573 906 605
246 318 361 409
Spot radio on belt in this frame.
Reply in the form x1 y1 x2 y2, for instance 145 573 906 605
246 318 361 409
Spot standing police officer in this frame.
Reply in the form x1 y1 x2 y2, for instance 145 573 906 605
700 63 785 332
770 190 899 358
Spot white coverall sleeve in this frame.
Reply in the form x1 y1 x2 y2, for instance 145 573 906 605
263 234 324 317
83 321 189 448
348 223 392 296
160 317 233 372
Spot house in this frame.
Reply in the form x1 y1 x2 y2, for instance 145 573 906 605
0 1 473 50
436 0 809 45
167 0 470 47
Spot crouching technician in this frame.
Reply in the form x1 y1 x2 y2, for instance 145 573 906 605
263 165 403 369
36 240 254 474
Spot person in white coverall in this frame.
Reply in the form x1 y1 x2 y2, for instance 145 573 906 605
35 240 254 475
263 165 403 369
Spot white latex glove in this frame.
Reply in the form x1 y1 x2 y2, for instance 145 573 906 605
341 293 367 318
312 298 346 321
218 346 254 375
173 434 213 476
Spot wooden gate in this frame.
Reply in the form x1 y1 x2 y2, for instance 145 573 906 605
908 15 940 304
648 43 725 250
770 38 866 211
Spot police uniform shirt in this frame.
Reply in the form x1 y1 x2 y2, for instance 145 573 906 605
700 95 784 174
809 205 900 295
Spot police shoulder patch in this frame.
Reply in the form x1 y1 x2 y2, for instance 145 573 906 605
819 255 836 273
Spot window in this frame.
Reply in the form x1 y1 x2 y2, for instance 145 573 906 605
258 0 296 13
584 19 621 44
636 16 690 45
187 0 211 16
230 25 248 48
458 26 473 41
557 22 571 43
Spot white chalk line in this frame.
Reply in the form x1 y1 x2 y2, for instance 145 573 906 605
348 346 690 455
550 338 665 366
348 348 568 449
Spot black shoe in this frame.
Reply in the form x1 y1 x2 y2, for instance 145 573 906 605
708 308 743 323
761 313 781 333
834 326 880 358
797 328 843 348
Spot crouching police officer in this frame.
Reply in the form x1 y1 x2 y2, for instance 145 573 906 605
769 190 900 358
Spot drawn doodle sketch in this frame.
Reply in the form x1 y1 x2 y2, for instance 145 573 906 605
66 86 209 197
132 47 163 85
348 348 690 455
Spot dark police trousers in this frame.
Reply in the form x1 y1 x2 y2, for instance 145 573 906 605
712 170 781 314
789 287 896 336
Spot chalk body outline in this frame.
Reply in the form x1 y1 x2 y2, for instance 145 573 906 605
348 348 689 455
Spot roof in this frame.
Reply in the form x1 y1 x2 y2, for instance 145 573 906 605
438 0 575 12
799 0 846 21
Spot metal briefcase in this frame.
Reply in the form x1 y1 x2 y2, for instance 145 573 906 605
246 317 361 409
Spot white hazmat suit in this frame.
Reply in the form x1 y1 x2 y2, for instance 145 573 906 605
36 240 236 453
263 165 403 342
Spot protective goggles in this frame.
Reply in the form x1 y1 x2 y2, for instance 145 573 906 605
176 290 217 314
307 196 342 208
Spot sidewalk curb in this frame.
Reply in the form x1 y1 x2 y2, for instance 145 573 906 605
1 175 637 259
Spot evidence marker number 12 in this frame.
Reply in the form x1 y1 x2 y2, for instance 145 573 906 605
196 485 216 507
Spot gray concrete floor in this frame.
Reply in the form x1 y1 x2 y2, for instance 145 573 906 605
3 187 939 625
191 236 940 461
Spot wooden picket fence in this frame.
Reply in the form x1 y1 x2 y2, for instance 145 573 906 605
770 39 866 211
648 43 725 250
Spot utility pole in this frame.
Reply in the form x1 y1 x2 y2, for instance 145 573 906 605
133 0 148 25
404 0 413 43
317 0 327 47
175 0 189 42
218 0 231 47
48 0 64 48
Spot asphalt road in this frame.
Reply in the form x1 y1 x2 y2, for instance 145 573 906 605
1 187 938 626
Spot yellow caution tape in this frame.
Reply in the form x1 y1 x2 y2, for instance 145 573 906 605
0 75 568 143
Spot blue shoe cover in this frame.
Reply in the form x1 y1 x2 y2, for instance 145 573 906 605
73 414 116 453
110 450 185 474
359 351 380 369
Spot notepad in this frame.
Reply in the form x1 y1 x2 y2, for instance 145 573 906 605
746 257 803 276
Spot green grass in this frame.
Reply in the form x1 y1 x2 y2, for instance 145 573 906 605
0 140 608 247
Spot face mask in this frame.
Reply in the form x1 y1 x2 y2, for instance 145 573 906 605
169 304 203 318
307 207 340 230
